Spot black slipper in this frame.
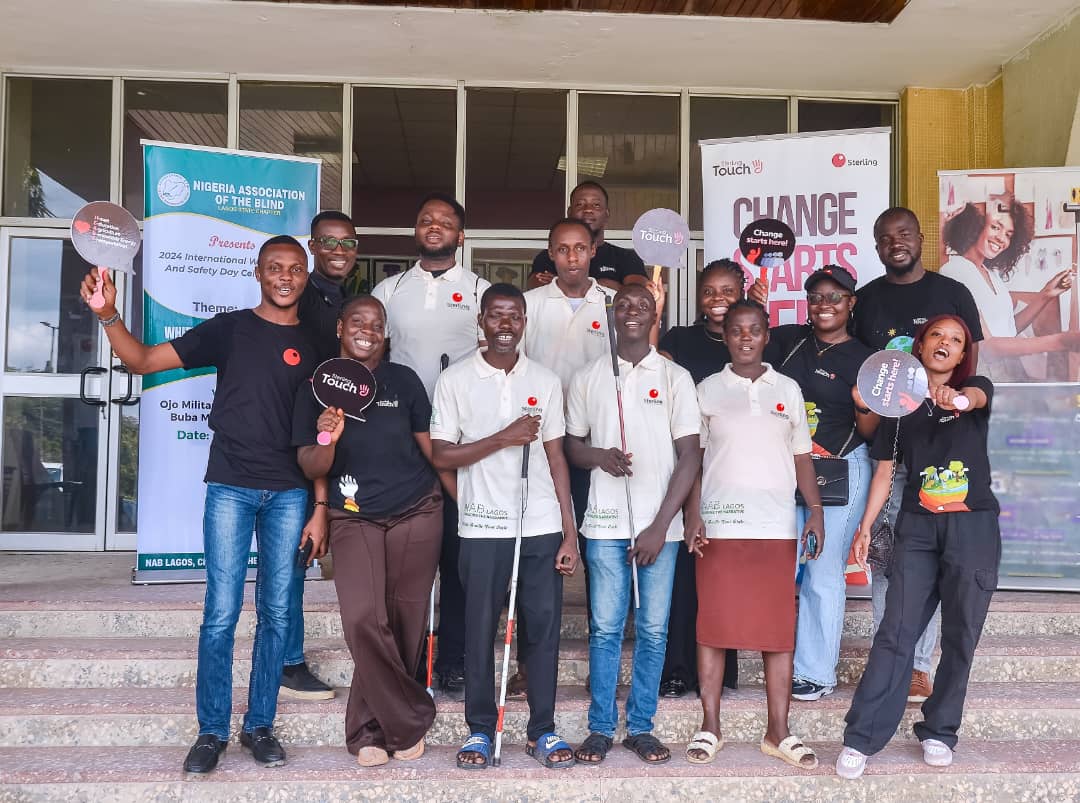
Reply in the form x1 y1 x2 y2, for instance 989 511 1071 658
574 732 613 764
623 732 671 764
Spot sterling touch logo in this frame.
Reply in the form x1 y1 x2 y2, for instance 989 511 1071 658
833 153 877 168
712 159 764 177
157 173 191 207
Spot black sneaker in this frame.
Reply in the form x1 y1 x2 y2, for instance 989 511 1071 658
280 662 335 700
240 727 286 767
791 678 834 701
183 734 227 774
438 666 466 695
660 678 689 698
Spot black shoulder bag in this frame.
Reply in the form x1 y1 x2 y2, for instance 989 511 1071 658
783 334 853 507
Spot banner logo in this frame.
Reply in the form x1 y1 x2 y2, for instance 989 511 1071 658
157 173 191 207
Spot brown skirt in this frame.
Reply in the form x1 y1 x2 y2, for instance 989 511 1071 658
695 538 797 653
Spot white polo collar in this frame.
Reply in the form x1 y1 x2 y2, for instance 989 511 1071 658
545 276 607 303
409 262 465 283
471 348 530 379
719 362 778 387
618 346 662 373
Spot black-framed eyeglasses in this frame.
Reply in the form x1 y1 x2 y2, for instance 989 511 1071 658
807 291 851 305
314 236 359 251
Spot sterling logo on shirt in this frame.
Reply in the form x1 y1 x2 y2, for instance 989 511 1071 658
587 320 605 337
521 395 543 416
597 265 616 273
446 291 472 311
770 402 790 420
643 388 663 406
376 398 399 408
814 368 836 380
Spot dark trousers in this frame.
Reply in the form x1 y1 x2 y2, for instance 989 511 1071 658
844 509 1000 755
661 546 740 690
434 495 466 675
460 532 564 742
328 488 443 753
515 465 589 664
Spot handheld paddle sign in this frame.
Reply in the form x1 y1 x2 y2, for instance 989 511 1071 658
312 358 377 443
632 208 690 285
71 201 141 312
856 350 929 418
738 217 795 291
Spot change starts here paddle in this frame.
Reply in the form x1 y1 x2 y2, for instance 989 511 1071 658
632 208 690 284
738 217 795 288
72 201 142 311
857 350 930 418
313 358 378 443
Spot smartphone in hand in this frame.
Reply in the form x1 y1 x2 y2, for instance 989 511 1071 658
296 539 314 570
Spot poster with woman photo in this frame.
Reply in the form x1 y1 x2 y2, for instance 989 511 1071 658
938 169 1080 383
939 168 1080 589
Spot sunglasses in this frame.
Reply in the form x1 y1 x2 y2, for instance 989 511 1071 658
314 236 359 251
807 291 852 305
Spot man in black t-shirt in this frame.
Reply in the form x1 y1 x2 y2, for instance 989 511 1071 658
527 181 648 292
282 210 359 703
79 236 326 776
853 207 984 706
855 207 984 353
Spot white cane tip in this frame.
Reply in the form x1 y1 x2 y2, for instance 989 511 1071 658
953 395 970 410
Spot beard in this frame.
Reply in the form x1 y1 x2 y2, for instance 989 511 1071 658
885 255 918 276
418 241 457 260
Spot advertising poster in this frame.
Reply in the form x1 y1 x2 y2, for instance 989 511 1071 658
939 169 1080 588
136 141 320 581
700 128 892 325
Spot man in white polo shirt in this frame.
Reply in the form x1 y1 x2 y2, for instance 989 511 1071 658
564 284 701 766
372 193 490 696
431 283 579 770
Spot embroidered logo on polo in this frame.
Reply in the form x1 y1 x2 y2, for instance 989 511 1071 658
375 398 399 408
644 388 663 405
521 395 543 416
446 291 471 311
587 320 604 337
597 265 616 273
770 402 790 420
462 501 511 530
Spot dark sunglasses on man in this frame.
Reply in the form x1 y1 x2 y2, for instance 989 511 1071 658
314 236 359 252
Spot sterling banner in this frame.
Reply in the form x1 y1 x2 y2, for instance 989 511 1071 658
700 128 892 325
136 141 320 582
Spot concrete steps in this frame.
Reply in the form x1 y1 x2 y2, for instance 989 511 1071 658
1 554 1079 801
3 741 1079 802
2 683 1079 748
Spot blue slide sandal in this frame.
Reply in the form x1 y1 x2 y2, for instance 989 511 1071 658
526 732 576 769
456 733 491 770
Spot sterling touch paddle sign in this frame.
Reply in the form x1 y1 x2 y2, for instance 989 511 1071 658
632 208 690 285
312 358 378 442
856 350 929 418
72 201 142 311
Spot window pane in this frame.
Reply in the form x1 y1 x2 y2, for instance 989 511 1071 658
578 94 679 230
117 408 139 532
239 83 343 212
5 238 98 374
690 97 789 230
2 397 99 533
342 234 416 296
797 100 895 133
470 246 542 290
466 89 566 229
122 81 228 218
3 78 111 217
352 88 456 229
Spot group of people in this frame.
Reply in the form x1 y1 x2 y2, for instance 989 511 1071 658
79 180 1003 779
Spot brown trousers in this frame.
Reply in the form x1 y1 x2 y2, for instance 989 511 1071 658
329 484 443 753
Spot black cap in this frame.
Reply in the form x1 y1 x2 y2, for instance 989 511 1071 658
805 265 857 294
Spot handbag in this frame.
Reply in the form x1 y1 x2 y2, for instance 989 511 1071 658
783 334 853 508
867 420 901 572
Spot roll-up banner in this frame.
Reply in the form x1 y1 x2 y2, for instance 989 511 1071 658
135 141 320 582
939 168 1080 590
700 127 892 325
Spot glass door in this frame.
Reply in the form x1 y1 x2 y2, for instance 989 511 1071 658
0 228 137 550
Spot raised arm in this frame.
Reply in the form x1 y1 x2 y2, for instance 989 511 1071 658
80 268 183 375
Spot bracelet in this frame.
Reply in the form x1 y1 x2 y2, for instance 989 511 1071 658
98 312 121 327
313 501 329 508
855 405 871 415
809 504 824 508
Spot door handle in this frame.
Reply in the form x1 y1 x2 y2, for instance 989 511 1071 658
79 366 108 407
111 364 139 406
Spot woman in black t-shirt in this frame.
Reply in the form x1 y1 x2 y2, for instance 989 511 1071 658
766 266 876 703
838 314 999 779
293 295 454 768
656 259 746 698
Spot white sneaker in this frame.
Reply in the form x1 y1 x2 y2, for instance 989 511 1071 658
922 739 953 767
836 746 868 779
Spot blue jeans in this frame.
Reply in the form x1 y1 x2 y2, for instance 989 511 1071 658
871 463 941 673
284 546 306 667
196 482 308 739
794 444 871 687
585 539 678 738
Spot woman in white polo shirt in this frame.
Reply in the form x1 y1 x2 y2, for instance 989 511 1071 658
684 300 825 769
